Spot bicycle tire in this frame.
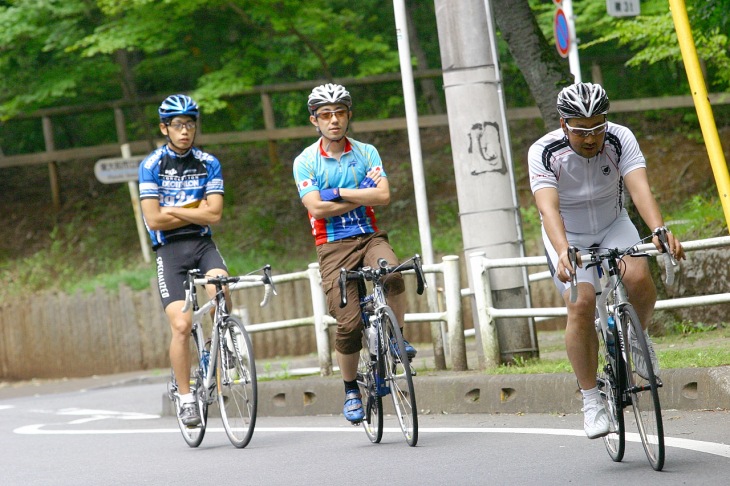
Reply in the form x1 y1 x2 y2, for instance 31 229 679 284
596 317 625 462
358 329 383 443
381 307 418 446
172 327 207 448
620 305 665 471
217 316 258 448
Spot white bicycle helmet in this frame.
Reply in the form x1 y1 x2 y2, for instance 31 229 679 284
556 82 610 119
307 83 352 115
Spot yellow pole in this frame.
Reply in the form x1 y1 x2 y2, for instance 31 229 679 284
668 0 730 232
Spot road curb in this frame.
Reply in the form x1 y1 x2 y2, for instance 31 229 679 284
159 366 730 418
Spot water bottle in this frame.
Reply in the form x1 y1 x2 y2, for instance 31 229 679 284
366 326 378 356
606 315 616 355
201 348 210 375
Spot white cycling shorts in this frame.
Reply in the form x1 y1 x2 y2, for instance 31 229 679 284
543 209 641 293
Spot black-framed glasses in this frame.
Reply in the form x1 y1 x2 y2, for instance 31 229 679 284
168 121 197 131
315 109 348 121
565 121 607 138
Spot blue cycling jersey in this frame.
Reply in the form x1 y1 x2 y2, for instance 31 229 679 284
138 145 224 249
293 137 386 245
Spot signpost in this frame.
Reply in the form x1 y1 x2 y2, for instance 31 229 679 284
554 8 570 59
607 0 641 17
94 145 150 263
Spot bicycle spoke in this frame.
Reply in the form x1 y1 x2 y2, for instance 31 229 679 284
596 317 624 461
358 330 383 443
621 306 665 471
382 308 418 446
171 328 207 448
217 316 257 448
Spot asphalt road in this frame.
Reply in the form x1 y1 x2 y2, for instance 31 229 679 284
2 380 729 485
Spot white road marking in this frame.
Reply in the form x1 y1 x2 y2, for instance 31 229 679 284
13 424 730 458
0 405 14 411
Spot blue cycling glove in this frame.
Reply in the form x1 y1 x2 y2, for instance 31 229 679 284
359 176 377 189
320 188 342 201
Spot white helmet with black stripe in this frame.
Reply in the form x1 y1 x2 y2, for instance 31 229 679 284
307 83 352 115
556 82 610 119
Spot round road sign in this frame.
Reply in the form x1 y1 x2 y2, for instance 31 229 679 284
554 8 570 59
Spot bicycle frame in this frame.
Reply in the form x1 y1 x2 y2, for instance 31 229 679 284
170 265 276 448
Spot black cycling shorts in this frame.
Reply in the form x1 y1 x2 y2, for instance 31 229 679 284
154 237 228 310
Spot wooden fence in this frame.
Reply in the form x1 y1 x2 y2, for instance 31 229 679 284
0 274 435 381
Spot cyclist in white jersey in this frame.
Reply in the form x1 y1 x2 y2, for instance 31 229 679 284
528 82 685 439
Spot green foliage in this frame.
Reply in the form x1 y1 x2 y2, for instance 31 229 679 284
665 192 728 240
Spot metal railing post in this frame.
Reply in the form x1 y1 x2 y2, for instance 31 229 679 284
442 255 467 370
470 252 500 369
308 263 333 376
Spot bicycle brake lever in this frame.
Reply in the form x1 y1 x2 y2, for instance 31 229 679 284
567 246 578 303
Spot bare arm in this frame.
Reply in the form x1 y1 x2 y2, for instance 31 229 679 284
624 168 685 259
141 194 223 231
534 187 574 283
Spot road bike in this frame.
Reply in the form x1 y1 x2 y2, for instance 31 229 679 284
339 254 426 447
167 265 276 448
568 228 677 470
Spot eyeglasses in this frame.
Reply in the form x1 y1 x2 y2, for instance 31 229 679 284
315 109 348 120
565 121 607 138
168 121 197 131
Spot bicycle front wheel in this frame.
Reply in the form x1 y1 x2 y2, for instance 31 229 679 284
381 307 418 446
621 305 665 471
358 328 383 443
172 327 207 448
217 316 258 448
596 318 625 462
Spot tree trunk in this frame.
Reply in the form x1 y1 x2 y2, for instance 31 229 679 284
492 0 573 130
114 49 157 150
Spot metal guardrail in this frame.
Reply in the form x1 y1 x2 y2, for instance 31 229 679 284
469 236 730 369
225 236 730 374
229 256 463 376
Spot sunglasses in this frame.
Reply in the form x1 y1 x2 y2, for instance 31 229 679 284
167 121 197 131
565 121 607 138
315 109 348 120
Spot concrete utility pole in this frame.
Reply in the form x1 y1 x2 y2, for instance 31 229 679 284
434 0 537 366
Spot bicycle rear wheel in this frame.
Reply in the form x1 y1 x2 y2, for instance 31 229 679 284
217 316 258 448
596 318 625 462
358 329 383 443
171 326 207 447
620 305 665 471
381 307 418 446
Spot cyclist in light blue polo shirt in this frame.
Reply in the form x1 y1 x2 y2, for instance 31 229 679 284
293 83 416 425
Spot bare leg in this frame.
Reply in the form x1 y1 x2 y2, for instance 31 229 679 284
337 351 360 382
563 283 599 390
166 301 193 395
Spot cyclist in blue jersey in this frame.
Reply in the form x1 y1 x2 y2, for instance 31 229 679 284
139 94 229 427
293 83 416 424
528 83 685 439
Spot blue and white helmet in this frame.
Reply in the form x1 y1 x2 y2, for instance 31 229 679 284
158 94 199 122
556 83 610 119
307 83 352 115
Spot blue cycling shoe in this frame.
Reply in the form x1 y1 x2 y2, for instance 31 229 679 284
343 391 364 423
390 337 417 360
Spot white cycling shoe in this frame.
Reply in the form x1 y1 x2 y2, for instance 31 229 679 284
583 398 610 439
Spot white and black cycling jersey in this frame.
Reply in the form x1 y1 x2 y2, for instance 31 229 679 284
528 122 646 235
